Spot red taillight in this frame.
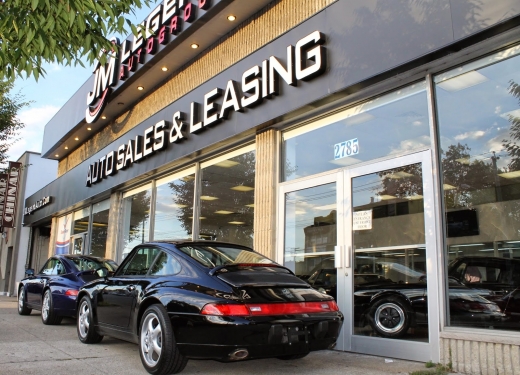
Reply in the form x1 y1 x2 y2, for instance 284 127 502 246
200 303 250 316
201 300 339 316
65 289 79 297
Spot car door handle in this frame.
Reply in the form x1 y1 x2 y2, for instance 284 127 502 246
126 285 136 292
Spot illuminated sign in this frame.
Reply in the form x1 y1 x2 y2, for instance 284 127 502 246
86 0 215 123
24 196 52 216
86 30 326 187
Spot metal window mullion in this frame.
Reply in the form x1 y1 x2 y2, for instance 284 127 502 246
192 162 202 241
149 180 157 242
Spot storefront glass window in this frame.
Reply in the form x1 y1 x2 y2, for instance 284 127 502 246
154 169 195 241
90 199 110 258
284 183 337 279
199 145 255 248
435 45 520 331
282 82 429 181
73 207 89 234
121 185 152 259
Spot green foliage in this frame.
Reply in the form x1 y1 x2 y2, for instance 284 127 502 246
409 362 451 375
425 361 435 368
0 80 30 167
0 0 152 80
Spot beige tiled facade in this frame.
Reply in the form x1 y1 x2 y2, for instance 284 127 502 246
58 0 335 177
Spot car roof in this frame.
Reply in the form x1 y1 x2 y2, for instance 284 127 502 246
59 254 114 262
151 239 253 249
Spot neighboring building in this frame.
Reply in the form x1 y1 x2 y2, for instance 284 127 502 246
0 151 57 296
23 1 520 373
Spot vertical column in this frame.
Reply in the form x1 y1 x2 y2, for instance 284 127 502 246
253 129 278 259
105 192 122 262
47 216 58 258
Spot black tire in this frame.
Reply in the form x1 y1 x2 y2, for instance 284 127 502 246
41 289 63 325
368 296 412 338
77 296 103 344
139 304 188 375
276 353 309 360
18 286 32 315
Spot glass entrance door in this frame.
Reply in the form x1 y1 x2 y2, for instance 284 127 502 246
340 150 439 362
70 233 87 255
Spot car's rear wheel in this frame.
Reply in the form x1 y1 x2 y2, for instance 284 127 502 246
139 304 188 375
276 353 309 360
368 296 411 338
77 296 103 344
18 287 32 315
41 289 62 325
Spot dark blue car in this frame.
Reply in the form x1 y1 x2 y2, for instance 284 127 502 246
18 254 118 325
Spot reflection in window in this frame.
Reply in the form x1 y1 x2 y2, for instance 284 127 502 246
73 207 89 234
199 147 255 248
282 82 429 181
90 200 110 258
436 45 520 331
352 164 428 342
154 170 195 241
121 186 152 259
284 183 336 279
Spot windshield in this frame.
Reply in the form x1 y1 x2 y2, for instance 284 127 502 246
178 244 274 268
69 257 118 272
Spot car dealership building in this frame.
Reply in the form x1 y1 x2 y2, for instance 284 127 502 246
23 0 520 373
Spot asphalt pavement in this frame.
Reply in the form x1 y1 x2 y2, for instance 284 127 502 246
0 295 437 375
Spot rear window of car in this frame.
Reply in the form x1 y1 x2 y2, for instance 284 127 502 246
177 245 275 268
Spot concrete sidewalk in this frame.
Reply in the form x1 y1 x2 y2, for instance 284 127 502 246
0 295 453 375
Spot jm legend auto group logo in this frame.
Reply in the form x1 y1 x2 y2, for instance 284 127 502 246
86 0 212 123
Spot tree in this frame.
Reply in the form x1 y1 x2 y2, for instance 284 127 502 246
0 80 29 167
0 0 151 80
503 80 520 171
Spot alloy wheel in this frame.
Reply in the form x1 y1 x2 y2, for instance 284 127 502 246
78 300 90 338
374 302 405 333
140 312 163 367
42 292 50 321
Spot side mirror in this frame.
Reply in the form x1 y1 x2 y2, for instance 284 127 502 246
25 268 35 276
95 266 109 278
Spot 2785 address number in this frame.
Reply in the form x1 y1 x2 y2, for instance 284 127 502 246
334 138 359 160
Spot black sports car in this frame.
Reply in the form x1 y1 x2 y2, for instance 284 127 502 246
305 257 506 338
76 241 343 375
18 254 118 325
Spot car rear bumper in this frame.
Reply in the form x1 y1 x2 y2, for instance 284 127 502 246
172 312 343 361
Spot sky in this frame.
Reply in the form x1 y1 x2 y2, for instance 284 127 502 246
9 2 159 163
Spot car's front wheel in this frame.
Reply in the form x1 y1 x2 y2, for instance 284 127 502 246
139 304 188 375
368 296 411 338
41 289 62 325
77 296 103 344
18 287 32 315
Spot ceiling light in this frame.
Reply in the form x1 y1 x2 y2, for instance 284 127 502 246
161 66 168 72
190 43 199 49
75 137 79 141
455 157 470 164
87 127 92 131
386 171 414 179
214 160 239 168
443 184 457 190
227 15 236 21
437 71 488 92
231 185 254 192
245 204 255 208
499 171 520 179
64 146 69 150
215 210 234 214
379 195 396 200
228 221 245 225
101 116 107 120
55 154 59 157
200 195 218 201
406 195 423 200
137 85 144 90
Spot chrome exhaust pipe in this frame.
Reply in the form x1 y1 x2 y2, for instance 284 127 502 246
228 348 249 361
